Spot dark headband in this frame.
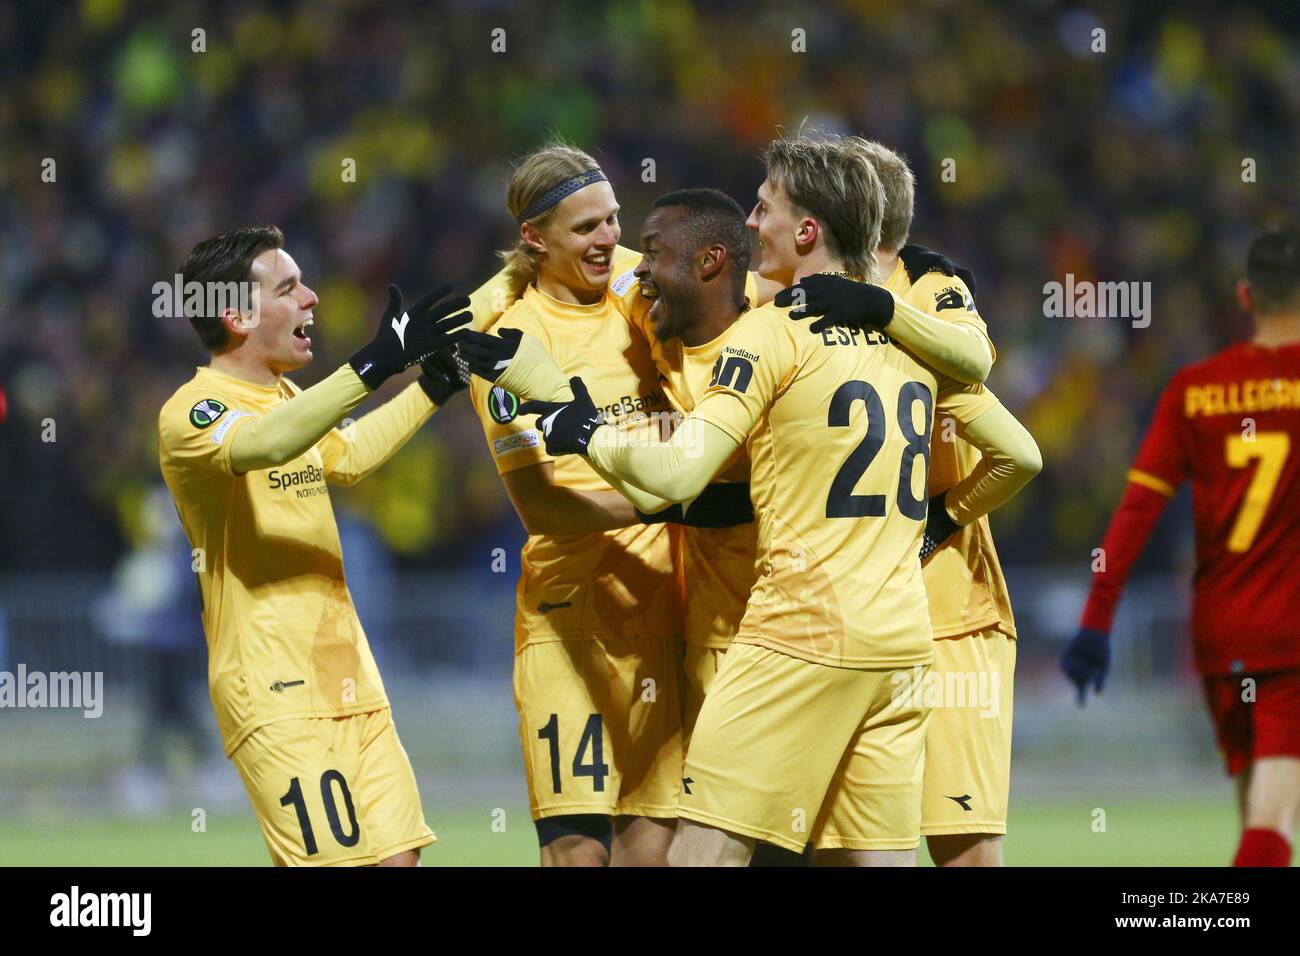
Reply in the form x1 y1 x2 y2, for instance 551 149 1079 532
516 169 607 224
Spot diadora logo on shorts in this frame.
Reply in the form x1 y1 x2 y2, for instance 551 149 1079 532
189 398 228 428
488 385 520 424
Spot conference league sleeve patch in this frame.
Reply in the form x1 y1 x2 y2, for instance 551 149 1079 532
189 398 228 428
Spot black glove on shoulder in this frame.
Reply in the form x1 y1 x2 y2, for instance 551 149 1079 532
774 273 895 334
899 243 978 299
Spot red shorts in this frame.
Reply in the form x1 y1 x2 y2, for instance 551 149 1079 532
1202 670 1300 776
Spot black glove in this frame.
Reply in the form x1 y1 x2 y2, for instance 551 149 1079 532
774 273 895 334
349 284 471 391
457 328 522 382
898 243 956 284
637 481 754 528
1060 628 1111 706
417 345 471 406
919 493 961 562
899 243 978 299
519 376 603 456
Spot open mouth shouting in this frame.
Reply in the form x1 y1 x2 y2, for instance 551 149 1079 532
292 316 313 349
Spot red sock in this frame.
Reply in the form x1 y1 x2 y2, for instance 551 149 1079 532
1233 828 1292 867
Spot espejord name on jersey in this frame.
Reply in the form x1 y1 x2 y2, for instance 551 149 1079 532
267 463 327 497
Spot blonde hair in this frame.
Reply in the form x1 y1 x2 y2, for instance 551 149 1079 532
847 139 916 252
498 141 602 294
760 130 884 282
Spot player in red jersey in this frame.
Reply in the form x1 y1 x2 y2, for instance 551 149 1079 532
1063 226 1300 867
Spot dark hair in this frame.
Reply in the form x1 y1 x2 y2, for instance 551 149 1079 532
651 188 752 297
180 225 285 350
1247 225 1300 315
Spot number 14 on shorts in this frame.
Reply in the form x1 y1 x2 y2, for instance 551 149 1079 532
537 712 610 793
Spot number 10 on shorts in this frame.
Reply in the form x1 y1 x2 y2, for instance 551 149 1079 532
537 712 610 793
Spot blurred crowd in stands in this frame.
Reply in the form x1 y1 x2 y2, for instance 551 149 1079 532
4 0 1299 577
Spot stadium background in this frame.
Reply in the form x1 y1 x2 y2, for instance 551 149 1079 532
2 0 1297 865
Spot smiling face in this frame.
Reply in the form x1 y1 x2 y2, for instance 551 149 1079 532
526 180 620 300
236 248 319 375
633 206 700 343
745 176 807 287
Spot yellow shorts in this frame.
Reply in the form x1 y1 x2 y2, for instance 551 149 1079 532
515 634 683 821
921 628 1016 836
679 642 930 853
230 709 434 866
683 644 727 744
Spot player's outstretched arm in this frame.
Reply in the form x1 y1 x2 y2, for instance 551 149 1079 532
466 265 522 331
522 378 742 504
318 346 469 487
1063 374 1186 704
776 275 992 384
459 328 573 403
228 284 469 473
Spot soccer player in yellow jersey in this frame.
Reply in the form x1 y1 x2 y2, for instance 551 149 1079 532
855 141 1019 867
780 140 1017 865
459 145 754 867
463 171 994 752
496 134 1041 866
158 225 472 866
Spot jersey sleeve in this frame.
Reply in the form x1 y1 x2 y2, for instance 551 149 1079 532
317 381 435 486
1078 373 1188 633
1128 372 1190 498
691 307 798 445
910 271 995 364
935 378 1000 422
469 319 554 476
467 265 522 332
158 390 258 479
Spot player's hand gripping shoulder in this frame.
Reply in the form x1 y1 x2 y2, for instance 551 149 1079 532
776 273 897 333
1061 628 1110 706
349 284 472 391
898 243 978 296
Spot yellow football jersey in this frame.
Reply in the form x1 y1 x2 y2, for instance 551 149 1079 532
882 260 1017 639
689 302 998 669
158 367 388 755
610 263 760 651
469 284 680 648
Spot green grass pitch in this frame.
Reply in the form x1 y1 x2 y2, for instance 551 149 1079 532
0 795 1249 866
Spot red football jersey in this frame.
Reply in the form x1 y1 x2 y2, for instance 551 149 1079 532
1082 341 1300 675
